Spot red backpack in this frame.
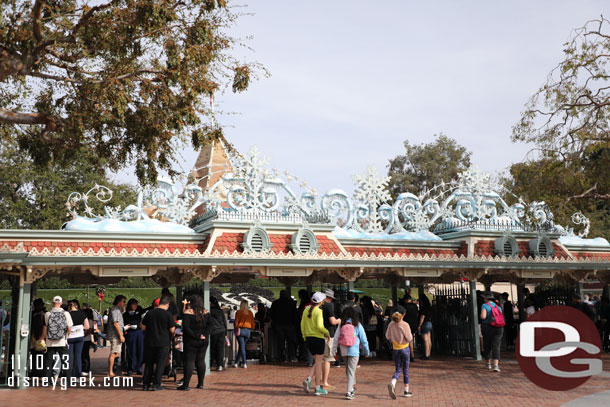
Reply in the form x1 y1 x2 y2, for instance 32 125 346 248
338 322 356 347
487 302 505 327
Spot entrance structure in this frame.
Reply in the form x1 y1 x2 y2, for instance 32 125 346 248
2 142 610 387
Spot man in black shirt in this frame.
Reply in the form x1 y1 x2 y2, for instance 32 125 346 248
403 295 419 361
270 290 297 362
141 296 175 391
321 289 341 389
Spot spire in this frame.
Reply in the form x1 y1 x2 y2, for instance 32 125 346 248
191 139 232 194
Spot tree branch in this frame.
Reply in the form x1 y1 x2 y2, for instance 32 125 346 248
0 108 55 129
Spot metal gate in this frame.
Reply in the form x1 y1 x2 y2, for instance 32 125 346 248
430 283 474 356
0 295 11 386
534 282 576 307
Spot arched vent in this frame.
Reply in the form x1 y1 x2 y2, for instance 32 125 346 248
291 226 320 255
503 240 514 256
494 235 518 257
529 236 554 258
251 232 264 252
538 241 549 257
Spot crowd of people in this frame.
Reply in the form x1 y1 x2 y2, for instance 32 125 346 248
18 284 610 399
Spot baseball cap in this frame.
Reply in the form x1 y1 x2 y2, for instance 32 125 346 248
312 292 326 304
323 288 335 299
53 296 62 303
395 305 406 315
153 297 161 306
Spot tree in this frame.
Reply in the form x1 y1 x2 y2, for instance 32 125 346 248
512 16 610 202
0 135 136 230
387 134 472 198
0 0 256 184
510 17 610 239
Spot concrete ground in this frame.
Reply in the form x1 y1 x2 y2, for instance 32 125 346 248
0 348 609 407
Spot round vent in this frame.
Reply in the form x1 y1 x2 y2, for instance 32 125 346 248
250 232 264 252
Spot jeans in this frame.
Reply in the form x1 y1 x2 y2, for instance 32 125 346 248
68 337 84 377
344 355 359 393
235 328 251 365
210 332 225 368
182 341 208 387
126 329 144 373
143 345 169 387
392 348 410 384
45 346 68 378
481 324 503 360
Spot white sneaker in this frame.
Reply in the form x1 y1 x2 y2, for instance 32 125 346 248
387 382 396 400
242 364 247 369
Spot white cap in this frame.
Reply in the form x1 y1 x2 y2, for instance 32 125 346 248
312 292 326 304
53 296 62 303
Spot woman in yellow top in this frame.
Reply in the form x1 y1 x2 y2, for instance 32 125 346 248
300 292 329 396
233 300 255 368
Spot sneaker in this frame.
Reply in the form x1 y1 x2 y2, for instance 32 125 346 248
493 365 500 372
388 383 396 400
404 391 413 397
486 362 491 370
314 388 328 396
242 364 247 369
303 377 311 393
345 391 355 400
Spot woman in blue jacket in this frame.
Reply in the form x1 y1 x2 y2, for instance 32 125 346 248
332 306 370 400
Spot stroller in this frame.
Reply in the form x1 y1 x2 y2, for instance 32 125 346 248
245 320 266 364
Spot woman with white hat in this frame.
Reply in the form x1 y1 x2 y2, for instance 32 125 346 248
300 292 329 396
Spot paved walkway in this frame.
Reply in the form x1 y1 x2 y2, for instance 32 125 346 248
1 349 609 406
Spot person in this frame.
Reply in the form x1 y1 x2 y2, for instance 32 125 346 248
301 292 330 396
417 293 432 359
331 306 369 400
107 295 126 377
342 291 363 323
44 296 73 378
229 305 238 322
403 295 419 361
142 296 176 391
208 296 228 371
178 295 210 390
571 293 596 321
66 299 89 378
384 300 394 319
386 306 414 399
270 290 298 362
321 288 341 389
233 300 255 368
161 288 179 320
480 292 503 372
360 296 378 357
82 305 96 376
255 302 268 327
123 298 144 375
501 292 515 348
297 290 314 366
29 298 47 377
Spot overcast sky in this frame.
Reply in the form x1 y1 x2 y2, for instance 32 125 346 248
119 1 609 196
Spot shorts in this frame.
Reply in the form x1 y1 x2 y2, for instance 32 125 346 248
323 337 335 363
305 337 325 356
420 321 432 334
109 337 122 354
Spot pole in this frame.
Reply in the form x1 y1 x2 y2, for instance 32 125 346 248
469 280 481 360
204 281 210 374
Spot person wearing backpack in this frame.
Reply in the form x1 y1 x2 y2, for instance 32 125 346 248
44 296 73 378
480 292 505 372
385 306 413 399
331 306 369 400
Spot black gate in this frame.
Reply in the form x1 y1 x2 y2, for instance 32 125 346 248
534 281 577 307
430 284 474 356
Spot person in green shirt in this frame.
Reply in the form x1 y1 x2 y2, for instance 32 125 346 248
301 292 330 396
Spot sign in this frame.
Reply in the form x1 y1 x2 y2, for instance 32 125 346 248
100 267 150 277
516 305 602 391
266 268 311 277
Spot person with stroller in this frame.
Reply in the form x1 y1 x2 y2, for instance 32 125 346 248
233 300 255 368
178 295 210 390
331 306 369 400
386 306 413 399
301 292 330 396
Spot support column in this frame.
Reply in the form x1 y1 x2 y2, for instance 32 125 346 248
577 281 584 300
391 285 398 311
347 281 355 292
469 280 481 360
12 277 32 388
203 281 210 375
175 285 183 310
517 283 525 323
306 285 313 296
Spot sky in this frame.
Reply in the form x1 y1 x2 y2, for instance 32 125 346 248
117 0 609 196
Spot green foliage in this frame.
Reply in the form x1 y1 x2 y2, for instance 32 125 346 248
0 0 257 184
0 136 136 230
510 17 610 240
387 134 472 198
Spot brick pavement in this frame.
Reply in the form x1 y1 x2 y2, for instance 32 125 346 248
0 349 608 407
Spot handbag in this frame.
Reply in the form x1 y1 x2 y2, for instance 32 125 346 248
235 327 241 337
